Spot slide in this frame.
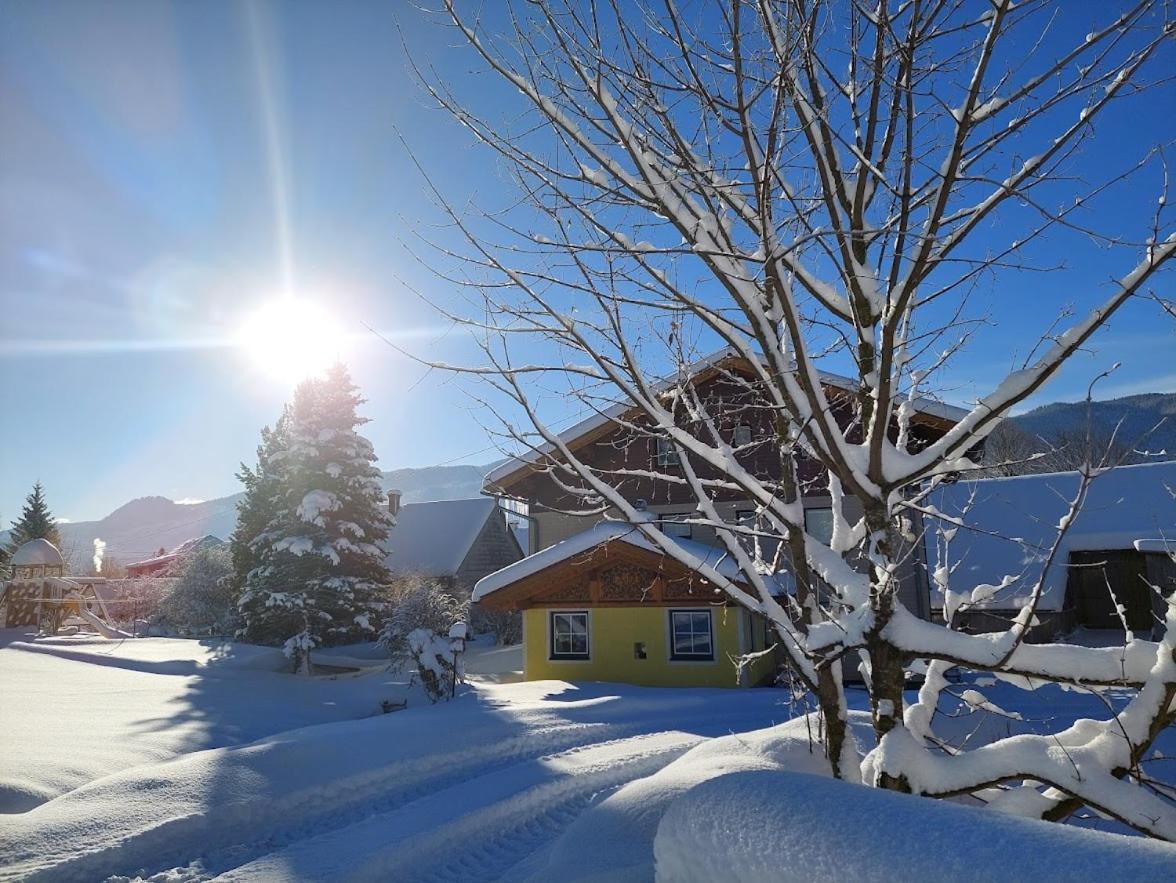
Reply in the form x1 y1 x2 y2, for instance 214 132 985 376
77 607 132 640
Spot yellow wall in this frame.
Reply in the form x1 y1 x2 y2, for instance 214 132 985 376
523 605 778 688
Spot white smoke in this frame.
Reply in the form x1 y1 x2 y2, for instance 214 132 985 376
93 538 106 574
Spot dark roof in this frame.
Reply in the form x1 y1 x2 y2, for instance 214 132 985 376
383 498 501 577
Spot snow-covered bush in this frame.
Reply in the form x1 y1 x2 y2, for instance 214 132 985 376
469 603 521 646
378 577 467 662
155 547 237 635
407 627 464 703
100 579 167 631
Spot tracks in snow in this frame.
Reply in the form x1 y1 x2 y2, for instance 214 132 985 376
216 730 702 882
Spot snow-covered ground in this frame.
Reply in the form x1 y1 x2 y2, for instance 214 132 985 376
0 630 1171 881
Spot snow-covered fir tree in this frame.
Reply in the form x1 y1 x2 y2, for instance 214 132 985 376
230 407 291 598
7 481 61 554
238 365 393 670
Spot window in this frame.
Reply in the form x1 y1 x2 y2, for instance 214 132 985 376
669 609 714 660
550 611 590 660
805 507 835 546
733 423 753 447
660 517 692 539
655 437 681 467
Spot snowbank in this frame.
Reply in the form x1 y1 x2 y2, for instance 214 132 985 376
0 678 803 881
0 634 419 815
653 770 1176 882
525 713 873 882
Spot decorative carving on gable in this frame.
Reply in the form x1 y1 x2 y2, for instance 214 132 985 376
663 577 712 600
600 564 658 601
540 581 592 603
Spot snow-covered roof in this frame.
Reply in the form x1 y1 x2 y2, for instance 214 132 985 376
384 498 504 577
126 535 224 570
473 520 788 601
924 461 1176 612
485 345 968 490
11 538 65 568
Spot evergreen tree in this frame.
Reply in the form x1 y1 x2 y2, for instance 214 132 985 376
229 408 291 593
7 482 62 553
238 365 392 670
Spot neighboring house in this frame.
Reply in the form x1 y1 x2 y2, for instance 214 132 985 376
475 348 969 687
383 496 523 595
924 460 1176 639
125 535 225 578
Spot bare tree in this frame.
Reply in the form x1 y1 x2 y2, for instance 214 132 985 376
405 1 1176 836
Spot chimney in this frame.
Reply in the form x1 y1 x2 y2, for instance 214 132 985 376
387 489 402 521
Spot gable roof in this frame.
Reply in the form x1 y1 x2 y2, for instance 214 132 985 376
384 497 504 577
485 346 968 492
472 519 792 603
924 460 1176 612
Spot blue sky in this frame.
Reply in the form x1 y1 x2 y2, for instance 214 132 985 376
1 1 1173 523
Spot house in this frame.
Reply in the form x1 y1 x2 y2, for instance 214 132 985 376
473 520 783 687
125 535 225 578
383 495 523 595
474 348 969 687
924 460 1176 639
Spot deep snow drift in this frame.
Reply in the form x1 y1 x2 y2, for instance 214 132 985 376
0 632 1171 881
654 770 1176 882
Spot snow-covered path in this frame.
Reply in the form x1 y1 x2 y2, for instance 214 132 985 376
218 731 703 882
3 634 1169 881
0 635 805 881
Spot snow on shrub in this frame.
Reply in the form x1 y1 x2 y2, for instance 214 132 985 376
469 603 521 646
154 546 237 635
407 627 464 703
378 577 467 662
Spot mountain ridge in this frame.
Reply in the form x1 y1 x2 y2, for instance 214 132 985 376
7 464 493 569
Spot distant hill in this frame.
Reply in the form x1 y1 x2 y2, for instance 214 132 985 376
4 463 492 570
1010 392 1176 457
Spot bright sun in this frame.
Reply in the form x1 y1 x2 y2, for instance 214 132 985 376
237 298 345 382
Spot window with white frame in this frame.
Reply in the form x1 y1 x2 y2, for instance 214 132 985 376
549 611 590 660
655 437 681 467
733 423 753 447
669 609 714 660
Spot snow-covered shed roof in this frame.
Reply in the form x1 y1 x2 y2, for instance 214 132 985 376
473 520 790 601
924 461 1176 612
384 498 502 577
485 346 968 491
11 538 65 568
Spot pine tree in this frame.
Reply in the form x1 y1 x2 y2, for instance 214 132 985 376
238 365 392 670
230 408 291 594
7 482 62 554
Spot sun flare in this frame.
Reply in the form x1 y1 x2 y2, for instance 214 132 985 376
237 298 345 382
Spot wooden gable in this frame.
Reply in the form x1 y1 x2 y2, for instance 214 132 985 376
476 539 748 611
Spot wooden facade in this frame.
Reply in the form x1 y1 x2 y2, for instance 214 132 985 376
476 539 756 612
487 353 958 513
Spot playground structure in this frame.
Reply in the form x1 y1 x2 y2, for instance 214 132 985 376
0 538 128 637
